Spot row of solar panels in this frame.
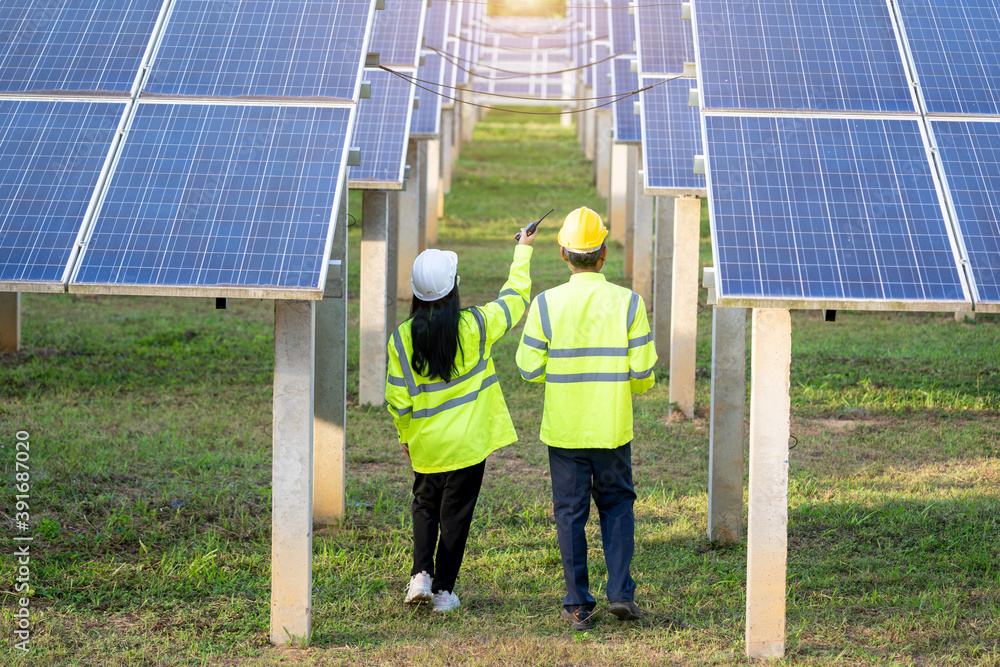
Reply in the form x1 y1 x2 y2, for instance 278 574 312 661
692 0 1000 312
0 0 466 299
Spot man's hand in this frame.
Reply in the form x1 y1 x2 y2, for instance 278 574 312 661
400 442 410 461
517 227 536 246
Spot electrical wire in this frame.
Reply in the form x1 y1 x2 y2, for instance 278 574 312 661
429 44 626 81
379 64 678 115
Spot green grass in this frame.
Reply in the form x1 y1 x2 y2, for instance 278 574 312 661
1 108 999 666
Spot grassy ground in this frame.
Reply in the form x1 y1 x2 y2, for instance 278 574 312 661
1 109 999 666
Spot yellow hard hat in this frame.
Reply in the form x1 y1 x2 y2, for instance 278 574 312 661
557 206 608 251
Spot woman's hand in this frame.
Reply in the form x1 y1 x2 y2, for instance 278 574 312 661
517 227 536 246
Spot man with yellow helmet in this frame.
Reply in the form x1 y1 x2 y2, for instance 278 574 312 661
516 206 657 630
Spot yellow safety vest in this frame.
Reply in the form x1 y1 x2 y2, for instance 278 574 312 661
515 271 656 449
385 245 532 474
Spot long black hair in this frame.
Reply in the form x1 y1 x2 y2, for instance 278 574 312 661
409 286 464 382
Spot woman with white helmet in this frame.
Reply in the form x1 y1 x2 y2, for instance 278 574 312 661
385 226 535 613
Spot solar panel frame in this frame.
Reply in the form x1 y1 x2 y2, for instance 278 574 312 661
142 0 375 102
702 111 971 311
928 118 1000 311
348 67 416 189
411 53 444 138
0 0 168 98
612 56 641 143
690 0 919 114
640 77 706 196
69 100 356 299
0 98 129 293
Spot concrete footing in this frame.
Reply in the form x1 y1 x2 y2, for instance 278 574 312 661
595 111 612 197
610 143 628 245
668 196 701 419
632 165 654 306
359 190 391 406
745 308 791 660
653 197 674 354
708 306 747 543
0 292 19 353
270 299 315 646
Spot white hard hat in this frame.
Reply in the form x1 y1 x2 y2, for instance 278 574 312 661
411 249 459 301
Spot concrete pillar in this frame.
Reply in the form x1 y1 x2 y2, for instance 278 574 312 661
314 185 349 524
0 292 20 353
417 139 429 254
397 140 421 301
441 108 454 194
595 111 613 198
708 306 747 543
387 190 399 329
745 308 791 660
460 85 475 143
653 197 674 354
610 142 628 245
584 91 596 162
633 164 654 305
271 299 315 647
624 144 638 280
669 196 701 419
359 190 390 406
425 138 441 245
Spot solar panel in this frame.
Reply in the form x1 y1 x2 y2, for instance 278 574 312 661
0 0 164 96
896 0 1000 117
635 1 694 76
71 102 353 297
612 57 640 143
143 0 373 100
370 0 426 68
349 68 415 188
930 119 1000 310
692 0 916 113
423 0 450 52
705 114 968 308
608 0 635 57
640 78 705 195
411 53 444 137
0 99 127 290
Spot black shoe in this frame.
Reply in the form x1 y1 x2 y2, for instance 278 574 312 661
609 600 642 621
560 606 594 631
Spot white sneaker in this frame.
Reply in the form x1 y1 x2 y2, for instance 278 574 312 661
432 590 461 613
404 571 432 604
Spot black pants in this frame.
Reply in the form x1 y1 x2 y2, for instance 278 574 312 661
411 459 486 593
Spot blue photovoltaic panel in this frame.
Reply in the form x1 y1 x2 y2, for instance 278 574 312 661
930 119 1000 307
693 0 915 113
423 0 450 52
144 0 373 100
592 0 608 41
636 1 694 76
608 0 634 56
350 68 415 185
72 103 352 294
612 57 640 143
0 100 125 286
370 0 426 67
641 78 705 193
897 0 1000 116
411 53 444 137
706 115 966 305
0 0 163 95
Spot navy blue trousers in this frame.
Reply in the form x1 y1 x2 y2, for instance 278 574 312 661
548 443 636 610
